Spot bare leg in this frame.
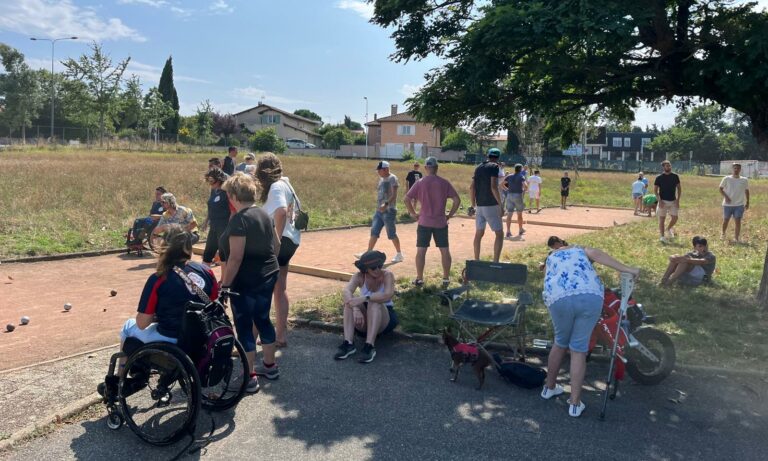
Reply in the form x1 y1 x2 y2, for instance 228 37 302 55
342 306 355 343
415 247 428 280
261 343 276 367
274 266 290 345
545 344 567 389
667 215 678 233
473 229 485 260
535 198 540 211
660 260 679 284
722 217 730 236
392 236 402 254
364 302 390 346
367 236 378 252
516 211 524 234
438 247 452 280
569 351 588 405
734 218 742 241
658 215 666 237
667 262 692 284
493 230 504 262
505 212 513 235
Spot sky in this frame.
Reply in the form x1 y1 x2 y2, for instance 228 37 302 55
1 0 767 129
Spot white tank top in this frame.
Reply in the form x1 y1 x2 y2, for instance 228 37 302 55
361 276 393 307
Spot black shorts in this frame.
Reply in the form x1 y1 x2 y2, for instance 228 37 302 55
560 190 569 197
416 225 449 248
277 236 299 267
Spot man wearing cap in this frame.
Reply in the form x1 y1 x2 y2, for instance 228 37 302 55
654 160 682 243
405 162 423 192
236 152 255 172
360 161 404 263
405 157 461 288
335 250 399 363
469 148 504 262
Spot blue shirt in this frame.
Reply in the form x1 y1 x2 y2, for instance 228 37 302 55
543 247 604 307
504 173 526 194
207 188 231 222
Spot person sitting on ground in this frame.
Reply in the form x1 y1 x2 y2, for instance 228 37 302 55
153 192 200 245
660 236 716 287
98 226 218 397
335 250 399 364
642 193 658 217
127 186 166 245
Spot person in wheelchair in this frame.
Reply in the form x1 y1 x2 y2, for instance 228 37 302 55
99 225 219 398
126 186 166 245
334 250 399 364
152 192 200 245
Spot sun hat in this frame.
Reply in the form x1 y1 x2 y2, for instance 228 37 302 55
354 250 387 272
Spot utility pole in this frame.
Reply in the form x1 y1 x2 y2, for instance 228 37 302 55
30 36 78 143
364 96 369 158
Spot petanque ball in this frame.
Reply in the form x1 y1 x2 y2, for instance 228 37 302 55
110 290 118 297
20 316 30 325
64 303 72 311
6 324 15 332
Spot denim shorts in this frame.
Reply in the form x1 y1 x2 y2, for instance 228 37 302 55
632 193 643 199
547 293 603 353
371 208 398 239
504 193 525 213
475 205 503 232
355 304 399 337
120 319 177 345
723 205 745 220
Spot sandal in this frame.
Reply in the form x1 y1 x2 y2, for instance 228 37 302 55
276 341 288 348
412 279 424 287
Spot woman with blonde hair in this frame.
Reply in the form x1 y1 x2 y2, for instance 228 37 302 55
218 173 280 392
255 153 301 347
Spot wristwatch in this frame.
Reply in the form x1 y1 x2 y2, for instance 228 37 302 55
365 295 371 302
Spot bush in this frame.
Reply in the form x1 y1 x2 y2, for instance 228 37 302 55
322 127 353 149
116 128 138 140
249 127 286 153
401 150 415 161
353 133 367 145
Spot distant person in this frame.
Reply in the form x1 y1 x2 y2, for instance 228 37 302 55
358 161 404 263
642 193 658 217
560 171 571 209
719 163 750 242
335 250 398 363
654 160 682 243
527 169 542 213
153 193 199 245
404 157 461 288
497 161 507 207
208 157 223 171
660 236 716 287
223 146 237 176
502 163 527 239
236 152 255 172
256 153 302 348
469 148 504 263
631 174 645 215
127 186 166 245
639 171 649 194
405 162 423 192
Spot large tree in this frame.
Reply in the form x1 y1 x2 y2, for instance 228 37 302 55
372 0 768 155
293 109 322 122
141 87 175 143
158 56 180 138
62 42 129 145
0 44 44 143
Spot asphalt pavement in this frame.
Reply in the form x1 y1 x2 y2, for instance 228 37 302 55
2 328 766 461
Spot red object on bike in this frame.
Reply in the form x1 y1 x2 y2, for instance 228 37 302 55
589 289 630 381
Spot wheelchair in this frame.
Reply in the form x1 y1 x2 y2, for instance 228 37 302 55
100 310 249 445
125 217 163 257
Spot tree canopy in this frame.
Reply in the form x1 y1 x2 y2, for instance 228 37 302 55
158 56 180 136
0 43 44 142
294 109 322 122
372 0 768 155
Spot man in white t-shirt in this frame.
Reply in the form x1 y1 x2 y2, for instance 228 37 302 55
719 163 750 242
527 169 543 213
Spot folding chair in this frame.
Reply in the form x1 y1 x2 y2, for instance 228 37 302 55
440 260 534 361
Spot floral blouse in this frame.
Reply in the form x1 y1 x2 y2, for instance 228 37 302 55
543 246 604 307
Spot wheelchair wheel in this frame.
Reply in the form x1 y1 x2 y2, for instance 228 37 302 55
119 343 201 446
201 339 249 411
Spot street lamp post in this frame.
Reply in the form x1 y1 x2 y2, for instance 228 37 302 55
363 96 369 158
30 36 78 143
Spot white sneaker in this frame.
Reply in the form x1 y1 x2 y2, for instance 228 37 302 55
391 252 404 263
667 228 675 238
541 384 565 400
353 253 363 259
659 236 668 244
568 399 586 417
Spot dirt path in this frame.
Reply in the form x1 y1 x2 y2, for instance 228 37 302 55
0 206 639 370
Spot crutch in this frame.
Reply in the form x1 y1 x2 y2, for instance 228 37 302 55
599 272 635 420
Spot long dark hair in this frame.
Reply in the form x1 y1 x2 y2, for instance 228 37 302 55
156 225 193 276
546 236 569 249
255 153 283 204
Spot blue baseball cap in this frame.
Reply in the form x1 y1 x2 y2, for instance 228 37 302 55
487 148 501 157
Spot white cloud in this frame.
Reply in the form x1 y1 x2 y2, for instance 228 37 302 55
399 83 422 99
335 0 374 20
233 86 311 106
0 0 145 42
125 60 211 85
210 0 234 13
118 0 168 7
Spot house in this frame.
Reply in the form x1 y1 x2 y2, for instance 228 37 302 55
585 129 658 161
233 103 322 146
365 105 441 158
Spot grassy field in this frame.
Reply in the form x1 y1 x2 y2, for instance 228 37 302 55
2 148 766 369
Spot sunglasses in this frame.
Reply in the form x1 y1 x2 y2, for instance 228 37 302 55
367 265 383 271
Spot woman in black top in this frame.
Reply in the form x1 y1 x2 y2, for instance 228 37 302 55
219 173 280 391
201 168 231 268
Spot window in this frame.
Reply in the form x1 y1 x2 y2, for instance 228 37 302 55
612 137 622 147
397 124 415 136
623 137 631 147
260 114 280 125
641 137 652 147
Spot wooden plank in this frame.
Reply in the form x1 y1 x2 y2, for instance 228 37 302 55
289 264 353 281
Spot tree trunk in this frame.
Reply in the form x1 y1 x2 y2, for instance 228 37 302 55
99 112 105 147
758 243 768 310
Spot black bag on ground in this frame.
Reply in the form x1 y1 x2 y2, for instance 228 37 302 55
493 353 546 389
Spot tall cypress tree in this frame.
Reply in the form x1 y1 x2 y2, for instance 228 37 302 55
158 56 180 138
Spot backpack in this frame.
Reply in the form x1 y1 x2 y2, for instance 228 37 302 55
493 353 546 389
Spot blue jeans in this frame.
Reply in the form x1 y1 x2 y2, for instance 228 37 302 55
547 293 603 353
231 274 278 352
371 208 397 239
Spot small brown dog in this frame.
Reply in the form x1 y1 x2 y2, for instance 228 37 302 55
442 329 493 390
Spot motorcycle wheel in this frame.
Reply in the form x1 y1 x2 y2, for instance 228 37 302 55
626 327 676 385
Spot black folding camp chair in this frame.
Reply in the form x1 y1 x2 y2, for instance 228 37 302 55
440 260 534 361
